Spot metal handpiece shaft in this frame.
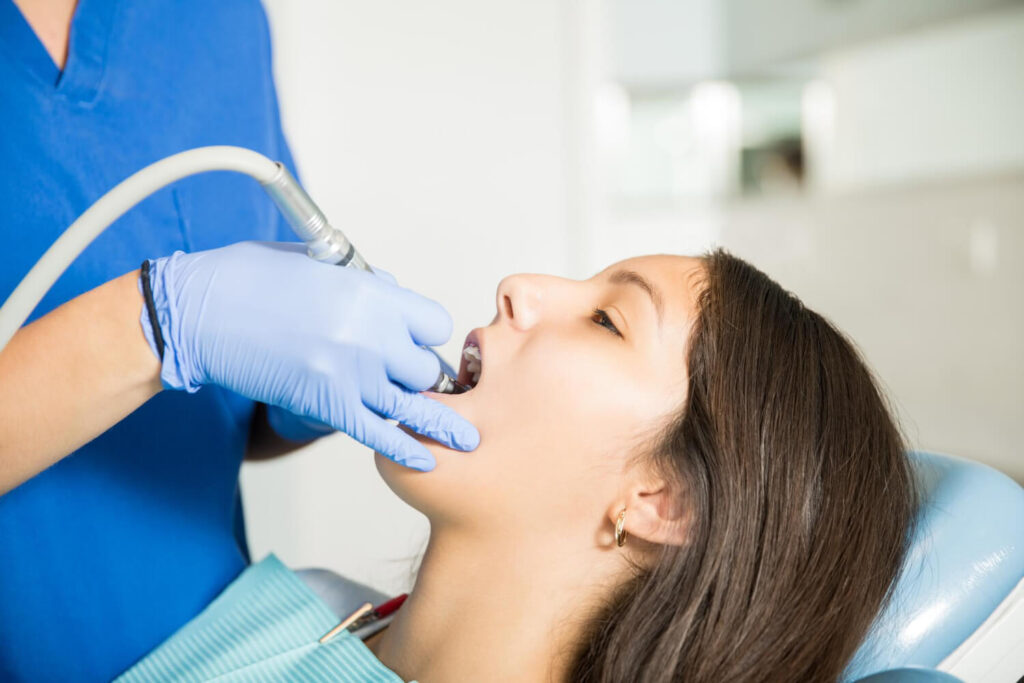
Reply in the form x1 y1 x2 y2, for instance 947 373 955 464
260 164 467 394
260 163 369 269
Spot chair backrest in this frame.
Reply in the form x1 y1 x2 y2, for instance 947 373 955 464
844 452 1024 680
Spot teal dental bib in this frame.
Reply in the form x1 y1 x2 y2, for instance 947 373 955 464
116 555 411 682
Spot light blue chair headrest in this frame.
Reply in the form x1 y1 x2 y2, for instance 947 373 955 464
845 452 1024 680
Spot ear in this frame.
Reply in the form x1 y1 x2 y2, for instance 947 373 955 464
609 476 689 547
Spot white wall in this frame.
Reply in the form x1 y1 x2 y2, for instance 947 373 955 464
723 0 1014 74
605 0 723 88
243 0 581 592
604 0 1015 88
814 4 1024 192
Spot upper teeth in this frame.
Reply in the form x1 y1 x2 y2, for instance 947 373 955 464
463 344 482 384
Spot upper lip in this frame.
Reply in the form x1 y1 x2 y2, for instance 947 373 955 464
464 328 482 354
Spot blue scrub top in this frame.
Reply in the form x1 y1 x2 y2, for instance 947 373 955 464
0 0 297 679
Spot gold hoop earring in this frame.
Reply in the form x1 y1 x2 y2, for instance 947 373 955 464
615 508 628 547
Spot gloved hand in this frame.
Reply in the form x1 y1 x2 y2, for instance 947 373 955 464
140 241 478 470
262 264 406 444
264 333 463 443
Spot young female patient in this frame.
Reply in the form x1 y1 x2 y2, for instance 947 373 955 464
366 250 915 682
122 249 915 683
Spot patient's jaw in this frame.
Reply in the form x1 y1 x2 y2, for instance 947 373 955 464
376 254 706 544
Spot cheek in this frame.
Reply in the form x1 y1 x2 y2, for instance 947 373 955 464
374 334 684 528
505 337 662 443
463 336 670 512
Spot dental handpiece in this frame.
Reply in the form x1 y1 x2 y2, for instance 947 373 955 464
260 163 470 395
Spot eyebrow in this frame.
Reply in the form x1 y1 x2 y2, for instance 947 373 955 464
609 269 664 326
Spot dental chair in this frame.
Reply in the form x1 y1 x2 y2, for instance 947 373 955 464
846 452 1024 682
298 452 1024 682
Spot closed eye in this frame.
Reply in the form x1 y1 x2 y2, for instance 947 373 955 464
591 308 622 338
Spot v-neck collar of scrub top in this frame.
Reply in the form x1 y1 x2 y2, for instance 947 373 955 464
0 0 117 104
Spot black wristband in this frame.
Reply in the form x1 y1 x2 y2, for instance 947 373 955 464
140 260 166 360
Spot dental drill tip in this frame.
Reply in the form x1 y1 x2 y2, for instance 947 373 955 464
431 371 451 393
431 371 472 395
450 379 473 394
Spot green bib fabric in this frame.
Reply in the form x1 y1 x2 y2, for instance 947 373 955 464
116 555 411 682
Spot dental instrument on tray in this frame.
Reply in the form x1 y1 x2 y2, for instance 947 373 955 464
319 593 408 644
0 146 470 394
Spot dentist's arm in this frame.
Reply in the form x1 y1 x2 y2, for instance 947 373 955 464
0 240 479 495
0 270 163 494
0 273 313 489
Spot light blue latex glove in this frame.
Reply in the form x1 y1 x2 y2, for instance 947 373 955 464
264 319 462 443
140 241 479 470
264 265 408 444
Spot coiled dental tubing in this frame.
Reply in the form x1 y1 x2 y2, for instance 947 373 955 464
0 146 470 394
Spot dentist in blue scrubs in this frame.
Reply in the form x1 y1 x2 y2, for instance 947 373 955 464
0 1 479 680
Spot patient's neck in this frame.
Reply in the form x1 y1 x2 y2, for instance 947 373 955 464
368 521 623 682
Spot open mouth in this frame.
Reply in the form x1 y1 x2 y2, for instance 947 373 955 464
456 331 483 391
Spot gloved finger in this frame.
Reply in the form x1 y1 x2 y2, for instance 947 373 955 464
386 343 442 392
367 382 480 452
397 290 453 348
371 266 397 286
354 408 436 471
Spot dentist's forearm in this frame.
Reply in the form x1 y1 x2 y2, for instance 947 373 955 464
0 271 162 494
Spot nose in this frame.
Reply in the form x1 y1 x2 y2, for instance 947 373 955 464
495 274 547 331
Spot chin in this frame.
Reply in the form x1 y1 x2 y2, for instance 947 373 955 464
373 432 470 519
374 326 499 518
374 394 507 528
373 451 424 506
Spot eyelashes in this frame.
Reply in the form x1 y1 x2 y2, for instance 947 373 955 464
591 308 622 338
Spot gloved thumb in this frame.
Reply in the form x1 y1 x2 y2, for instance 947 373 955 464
368 383 480 452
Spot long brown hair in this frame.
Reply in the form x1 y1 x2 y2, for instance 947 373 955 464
569 249 916 682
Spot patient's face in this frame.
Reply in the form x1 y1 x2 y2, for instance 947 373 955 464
376 255 705 538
